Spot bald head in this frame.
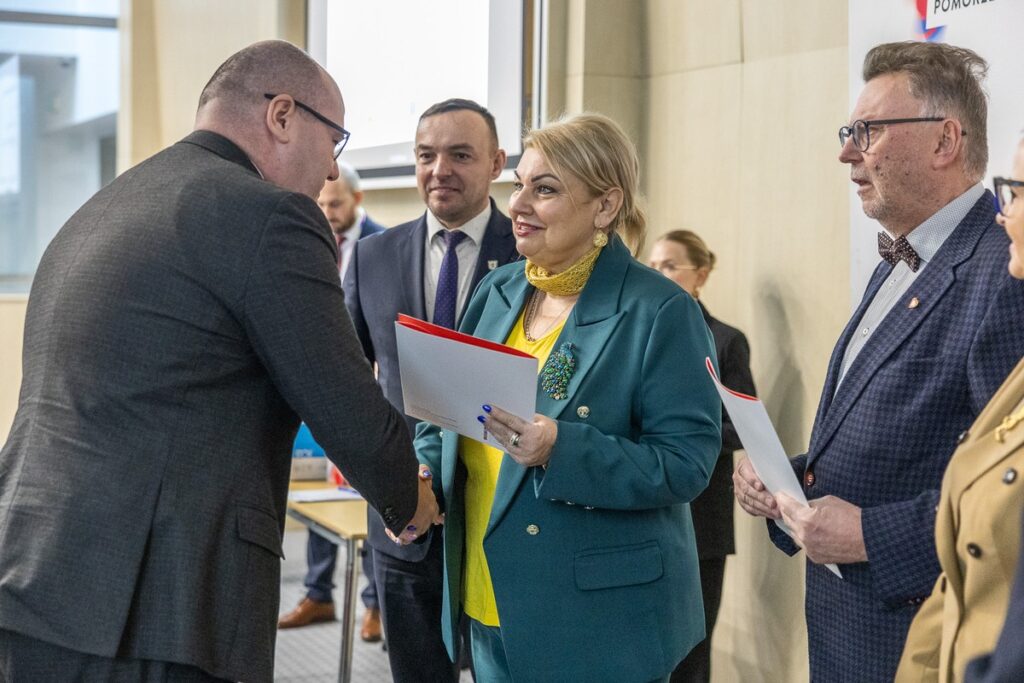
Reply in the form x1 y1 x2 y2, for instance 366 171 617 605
196 40 334 120
194 40 346 200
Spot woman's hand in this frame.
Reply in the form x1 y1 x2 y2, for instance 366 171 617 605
479 404 558 468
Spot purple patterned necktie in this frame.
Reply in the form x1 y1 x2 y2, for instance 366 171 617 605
877 232 921 272
433 230 468 329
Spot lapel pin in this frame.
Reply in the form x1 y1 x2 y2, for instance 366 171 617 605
487 260 498 270
908 297 920 309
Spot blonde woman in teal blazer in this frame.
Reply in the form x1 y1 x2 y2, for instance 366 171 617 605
411 114 721 682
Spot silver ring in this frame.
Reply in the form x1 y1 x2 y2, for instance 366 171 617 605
509 432 521 448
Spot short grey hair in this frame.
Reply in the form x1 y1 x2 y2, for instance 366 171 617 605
863 41 989 181
335 161 361 193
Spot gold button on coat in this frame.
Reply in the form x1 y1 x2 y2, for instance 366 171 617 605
526 524 540 535
577 406 590 418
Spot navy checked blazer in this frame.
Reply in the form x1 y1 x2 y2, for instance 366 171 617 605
769 192 1024 682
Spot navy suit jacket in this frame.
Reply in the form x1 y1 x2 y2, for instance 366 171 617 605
343 200 519 560
360 214 386 238
769 192 1024 681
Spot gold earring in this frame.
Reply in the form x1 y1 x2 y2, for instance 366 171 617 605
593 231 608 248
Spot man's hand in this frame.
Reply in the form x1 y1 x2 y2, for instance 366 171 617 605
776 492 867 565
387 466 444 546
733 456 780 519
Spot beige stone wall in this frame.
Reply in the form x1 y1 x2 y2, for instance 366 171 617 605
0 297 26 443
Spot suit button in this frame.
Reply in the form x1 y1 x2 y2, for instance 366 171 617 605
526 524 540 536
804 470 816 487
577 406 590 419
957 430 970 445
1004 468 1018 484
967 543 983 558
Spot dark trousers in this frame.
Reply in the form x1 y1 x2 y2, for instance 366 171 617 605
0 629 230 682
304 530 377 608
671 557 726 683
373 533 460 683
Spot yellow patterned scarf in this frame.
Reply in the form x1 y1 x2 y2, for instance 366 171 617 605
524 244 604 296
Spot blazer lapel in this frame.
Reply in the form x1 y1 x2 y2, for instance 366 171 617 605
955 360 1024 495
486 238 630 537
809 198 993 464
401 217 428 321
461 201 518 327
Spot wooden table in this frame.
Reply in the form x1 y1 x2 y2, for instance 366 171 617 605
286 481 368 683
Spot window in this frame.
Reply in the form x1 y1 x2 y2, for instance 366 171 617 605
0 1 118 293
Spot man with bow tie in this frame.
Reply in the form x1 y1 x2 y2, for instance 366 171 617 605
734 41 1024 681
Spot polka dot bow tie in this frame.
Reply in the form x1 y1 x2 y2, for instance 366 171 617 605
877 232 921 272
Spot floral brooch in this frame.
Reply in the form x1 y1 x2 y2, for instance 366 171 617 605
541 342 577 400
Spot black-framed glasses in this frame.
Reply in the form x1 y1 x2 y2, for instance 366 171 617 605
994 177 1024 216
838 117 957 152
264 93 350 159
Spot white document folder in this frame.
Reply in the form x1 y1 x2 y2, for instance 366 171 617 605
705 358 841 578
395 315 538 447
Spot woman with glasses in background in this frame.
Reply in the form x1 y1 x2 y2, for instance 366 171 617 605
648 231 756 683
897 138 1024 682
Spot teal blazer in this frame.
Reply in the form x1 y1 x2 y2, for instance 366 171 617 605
415 236 722 681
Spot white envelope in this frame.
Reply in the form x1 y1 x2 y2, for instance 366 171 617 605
395 315 538 447
706 358 841 579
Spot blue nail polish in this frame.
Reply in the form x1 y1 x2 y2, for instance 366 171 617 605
477 415 486 423
482 405 492 413
406 525 417 532
420 469 433 479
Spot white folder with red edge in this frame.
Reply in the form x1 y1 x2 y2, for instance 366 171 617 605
706 357 842 579
395 315 538 447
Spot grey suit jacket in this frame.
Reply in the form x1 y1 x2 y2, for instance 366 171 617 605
343 201 519 560
0 131 418 682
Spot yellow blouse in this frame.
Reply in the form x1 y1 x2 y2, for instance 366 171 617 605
459 309 564 627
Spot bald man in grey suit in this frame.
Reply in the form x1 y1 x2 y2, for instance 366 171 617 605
0 40 438 683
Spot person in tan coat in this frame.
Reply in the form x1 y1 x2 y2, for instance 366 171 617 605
897 136 1024 682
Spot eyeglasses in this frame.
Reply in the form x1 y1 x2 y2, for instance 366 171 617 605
264 93 351 159
993 177 1024 216
838 118 959 152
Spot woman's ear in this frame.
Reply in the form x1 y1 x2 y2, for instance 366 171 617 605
596 188 624 227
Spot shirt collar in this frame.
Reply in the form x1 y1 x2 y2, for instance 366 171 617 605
891 183 985 264
338 220 362 243
426 202 492 246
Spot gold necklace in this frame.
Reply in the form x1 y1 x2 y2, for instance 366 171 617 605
523 290 574 342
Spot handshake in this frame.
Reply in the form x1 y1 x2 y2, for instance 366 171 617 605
388 464 446 546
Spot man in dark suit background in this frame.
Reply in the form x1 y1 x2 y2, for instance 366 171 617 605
278 162 387 638
0 40 438 682
734 41 1024 681
344 98 519 682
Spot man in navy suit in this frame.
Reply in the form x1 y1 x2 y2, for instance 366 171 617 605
279 162 386 636
734 42 1024 681
343 99 519 682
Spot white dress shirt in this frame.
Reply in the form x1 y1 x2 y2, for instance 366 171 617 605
423 204 492 324
837 183 985 388
336 209 369 282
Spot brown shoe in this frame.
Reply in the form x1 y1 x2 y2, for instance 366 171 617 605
278 597 336 629
360 607 382 642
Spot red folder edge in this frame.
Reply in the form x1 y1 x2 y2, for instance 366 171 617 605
397 314 535 360
706 356 757 401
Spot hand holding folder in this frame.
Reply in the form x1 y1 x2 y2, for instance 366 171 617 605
395 315 538 447
706 358 842 578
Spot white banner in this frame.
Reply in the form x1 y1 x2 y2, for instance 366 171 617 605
848 0 1024 301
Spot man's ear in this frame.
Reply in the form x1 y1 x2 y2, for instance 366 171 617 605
265 95 298 144
933 119 965 171
491 148 508 180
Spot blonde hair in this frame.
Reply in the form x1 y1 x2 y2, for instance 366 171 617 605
523 113 646 256
658 230 716 270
